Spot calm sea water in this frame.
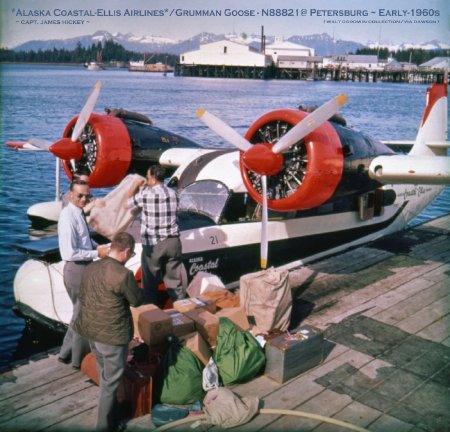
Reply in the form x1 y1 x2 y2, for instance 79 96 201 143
0 64 449 371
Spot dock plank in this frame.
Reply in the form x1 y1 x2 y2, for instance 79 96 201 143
1 214 449 432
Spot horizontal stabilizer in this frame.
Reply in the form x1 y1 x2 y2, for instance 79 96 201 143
5 141 46 151
381 140 450 153
369 155 450 185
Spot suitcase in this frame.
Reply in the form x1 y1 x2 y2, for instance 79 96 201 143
80 352 99 385
264 325 324 383
81 350 160 418
118 362 157 418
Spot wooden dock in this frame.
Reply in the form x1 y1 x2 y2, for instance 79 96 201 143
1 214 449 432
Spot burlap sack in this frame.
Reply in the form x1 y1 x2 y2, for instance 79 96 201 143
240 267 291 333
203 387 259 428
88 174 144 240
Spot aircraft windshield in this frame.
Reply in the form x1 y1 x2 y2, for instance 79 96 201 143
178 180 230 224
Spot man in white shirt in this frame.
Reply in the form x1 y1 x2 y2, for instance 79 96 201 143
58 179 109 368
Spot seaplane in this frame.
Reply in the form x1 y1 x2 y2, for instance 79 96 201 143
5 75 450 332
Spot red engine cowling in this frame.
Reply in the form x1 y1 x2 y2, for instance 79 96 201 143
241 109 344 212
61 114 132 188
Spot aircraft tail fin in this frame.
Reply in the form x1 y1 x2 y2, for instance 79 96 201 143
409 72 448 156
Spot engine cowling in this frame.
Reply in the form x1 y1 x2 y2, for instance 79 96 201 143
241 109 394 212
61 113 132 187
60 111 203 188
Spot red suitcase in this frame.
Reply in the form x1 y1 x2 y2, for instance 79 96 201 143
118 362 158 417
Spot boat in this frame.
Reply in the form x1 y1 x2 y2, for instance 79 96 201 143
86 61 105 71
85 50 105 71
128 52 173 73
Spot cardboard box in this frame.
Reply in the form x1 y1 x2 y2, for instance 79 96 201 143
165 308 195 338
138 308 173 347
200 289 240 309
184 309 220 348
180 331 212 365
130 304 159 339
173 297 216 314
215 307 250 331
264 325 324 383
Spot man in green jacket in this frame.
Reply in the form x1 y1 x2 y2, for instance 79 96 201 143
74 232 144 432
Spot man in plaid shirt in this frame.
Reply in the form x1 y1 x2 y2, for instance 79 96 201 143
125 165 186 304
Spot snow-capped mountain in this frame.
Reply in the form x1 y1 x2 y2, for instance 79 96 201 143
11 30 448 56
367 39 450 52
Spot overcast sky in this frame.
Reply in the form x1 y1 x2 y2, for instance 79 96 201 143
1 0 448 48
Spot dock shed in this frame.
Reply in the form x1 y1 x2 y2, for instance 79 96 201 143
177 40 273 79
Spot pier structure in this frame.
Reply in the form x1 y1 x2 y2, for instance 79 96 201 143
176 38 448 83
176 63 443 84
1 214 449 431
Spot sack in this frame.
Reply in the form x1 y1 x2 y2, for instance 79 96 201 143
187 271 225 298
213 318 265 386
203 387 259 428
156 337 205 405
240 267 291 333
88 174 144 240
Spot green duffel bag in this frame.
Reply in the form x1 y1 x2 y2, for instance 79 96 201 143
156 337 205 405
213 317 266 386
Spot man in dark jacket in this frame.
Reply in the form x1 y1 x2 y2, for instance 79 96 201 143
74 232 144 432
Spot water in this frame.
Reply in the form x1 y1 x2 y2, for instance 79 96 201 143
0 64 449 371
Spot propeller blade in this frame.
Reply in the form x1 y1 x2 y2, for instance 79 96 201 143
272 93 348 154
197 108 252 152
260 175 268 269
28 137 53 150
71 81 102 142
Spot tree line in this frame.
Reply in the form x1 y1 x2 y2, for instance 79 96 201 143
0 40 179 65
0 39 447 66
355 47 449 65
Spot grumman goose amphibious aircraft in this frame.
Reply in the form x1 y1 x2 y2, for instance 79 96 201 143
6 75 450 330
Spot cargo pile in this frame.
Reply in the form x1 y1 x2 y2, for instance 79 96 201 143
81 269 325 428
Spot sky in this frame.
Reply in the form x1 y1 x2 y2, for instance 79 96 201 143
1 0 448 48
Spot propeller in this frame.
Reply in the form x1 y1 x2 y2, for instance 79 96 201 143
260 175 268 269
272 94 348 153
49 81 102 161
71 81 102 142
197 109 251 151
198 93 348 268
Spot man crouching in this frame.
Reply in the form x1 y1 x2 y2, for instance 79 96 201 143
74 232 144 432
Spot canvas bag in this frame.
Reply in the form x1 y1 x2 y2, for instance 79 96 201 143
240 267 292 333
88 174 144 240
155 337 205 405
203 387 259 428
213 317 265 386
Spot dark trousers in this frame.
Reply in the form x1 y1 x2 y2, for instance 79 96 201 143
141 236 185 304
59 261 91 367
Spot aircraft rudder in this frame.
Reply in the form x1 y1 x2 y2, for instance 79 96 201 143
410 73 448 156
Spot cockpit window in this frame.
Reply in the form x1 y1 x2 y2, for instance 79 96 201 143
178 180 230 224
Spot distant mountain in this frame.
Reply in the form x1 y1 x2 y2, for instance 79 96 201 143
11 30 448 56
366 39 450 52
286 33 365 56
